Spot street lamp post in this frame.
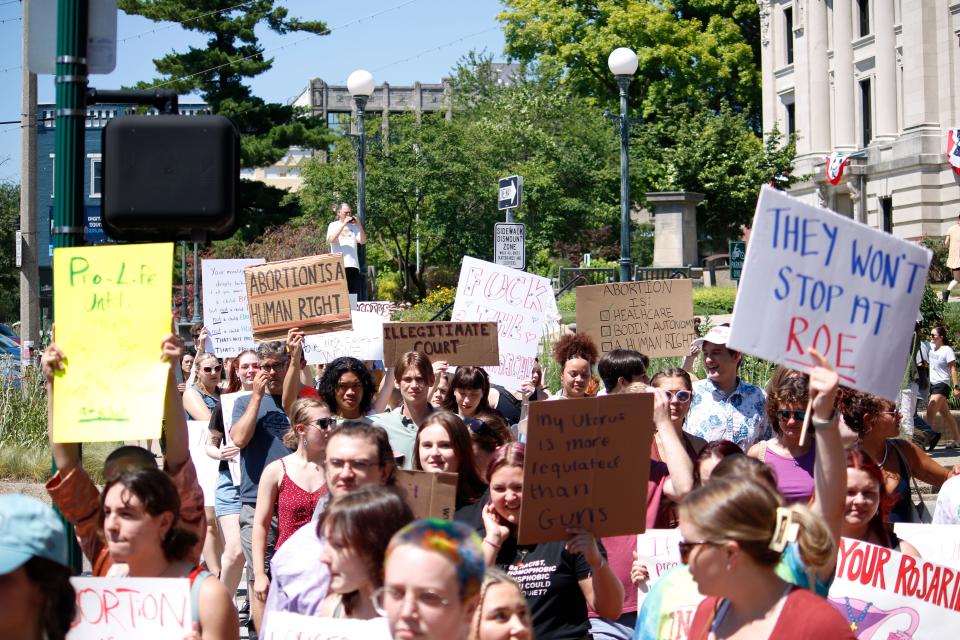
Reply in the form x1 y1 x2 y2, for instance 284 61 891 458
608 47 638 283
348 69 375 301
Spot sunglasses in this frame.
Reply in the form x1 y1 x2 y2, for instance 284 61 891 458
202 365 222 374
777 410 805 422
678 540 719 564
308 417 336 431
663 390 692 403
464 417 492 433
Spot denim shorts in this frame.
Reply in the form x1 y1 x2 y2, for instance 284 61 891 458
214 468 241 517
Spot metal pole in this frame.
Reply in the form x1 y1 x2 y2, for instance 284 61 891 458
191 242 201 323
179 241 188 323
19 0 40 349
354 95 369 301
413 143 420 279
506 207 514 224
616 75 632 283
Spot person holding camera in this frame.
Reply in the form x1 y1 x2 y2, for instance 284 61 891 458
326 202 367 296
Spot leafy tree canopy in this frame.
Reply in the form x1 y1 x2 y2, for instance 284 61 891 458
0 182 20 322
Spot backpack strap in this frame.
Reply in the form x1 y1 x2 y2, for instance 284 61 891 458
189 566 213 625
757 439 768 463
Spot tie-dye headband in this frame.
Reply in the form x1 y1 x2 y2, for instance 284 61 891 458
387 518 485 600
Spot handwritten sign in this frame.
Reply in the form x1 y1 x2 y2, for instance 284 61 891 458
52 244 172 443
518 393 654 544
893 523 960 569
396 470 457 520
303 310 385 365
382 322 499 366
729 186 931 400
68 577 190 639
354 300 398 319
201 258 265 357
827 537 960 637
576 280 695 358
451 256 560 389
187 420 220 508
244 254 351 341
636 529 683 605
262 611 391 639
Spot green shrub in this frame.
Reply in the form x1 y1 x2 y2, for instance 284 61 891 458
921 236 949 283
692 287 738 315
399 286 456 321
0 363 47 449
557 291 576 324
376 270 404 302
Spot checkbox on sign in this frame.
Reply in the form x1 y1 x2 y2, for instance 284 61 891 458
600 310 610 321
601 326 611 337
602 342 613 351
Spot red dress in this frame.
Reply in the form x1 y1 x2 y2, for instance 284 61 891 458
274 458 327 549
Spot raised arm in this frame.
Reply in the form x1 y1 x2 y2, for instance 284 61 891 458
41 343 79 475
807 348 845 559
654 390 695 500
161 334 190 473
282 329 305 419
371 367 395 414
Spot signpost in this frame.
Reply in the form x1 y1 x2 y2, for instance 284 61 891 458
729 240 745 281
494 222 526 269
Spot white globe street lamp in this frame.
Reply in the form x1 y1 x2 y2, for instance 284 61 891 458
347 70 375 300
608 48 638 283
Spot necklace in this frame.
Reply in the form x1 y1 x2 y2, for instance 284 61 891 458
844 597 871 631
879 441 890 467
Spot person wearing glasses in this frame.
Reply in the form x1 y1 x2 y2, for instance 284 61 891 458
746 377 817 504
229 341 292 634
649 368 706 462
319 356 379 421
414 411 488 510
262 422 398 626
317 486 414 620
252 398 332 607
381 518 487 640
183 352 222 421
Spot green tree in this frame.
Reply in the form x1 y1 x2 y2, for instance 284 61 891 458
119 0 336 241
0 183 20 322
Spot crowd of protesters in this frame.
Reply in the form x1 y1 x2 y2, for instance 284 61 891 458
4 309 960 640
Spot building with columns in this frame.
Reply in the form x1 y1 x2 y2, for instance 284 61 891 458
758 0 960 238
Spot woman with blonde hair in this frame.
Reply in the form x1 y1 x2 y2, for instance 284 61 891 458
183 352 222 421
469 568 532 640
681 476 854 638
251 397 331 605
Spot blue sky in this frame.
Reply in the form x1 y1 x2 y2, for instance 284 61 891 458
0 0 508 181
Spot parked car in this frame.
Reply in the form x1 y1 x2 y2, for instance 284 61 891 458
0 334 20 360
0 323 19 344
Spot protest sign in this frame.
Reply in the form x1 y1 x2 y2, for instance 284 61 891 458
894 523 960 569
303 310 385 365
261 611 390 639
518 393 654 544
828 537 960 637
396 470 458 520
636 529 683 604
353 299 398 319
201 258 265 357
382 321 499 366
187 420 220 508
576 280 695 358
52 244 172 443
729 186 931 401
69 577 190 639
244 254 351 341
451 256 560 389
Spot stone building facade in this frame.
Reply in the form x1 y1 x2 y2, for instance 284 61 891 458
758 0 960 238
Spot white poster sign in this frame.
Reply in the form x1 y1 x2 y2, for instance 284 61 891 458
303 310 385 365
69 577 191 638
827 537 960 637
187 420 220 508
353 300 399 319
729 186 931 401
261 611 391 639
451 257 560 389
636 529 683 606
893 523 960 569
201 258 265 357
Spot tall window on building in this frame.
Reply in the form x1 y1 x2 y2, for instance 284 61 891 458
860 78 873 147
879 196 893 234
857 0 870 37
784 7 794 64
785 102 796 136
88 155 102 198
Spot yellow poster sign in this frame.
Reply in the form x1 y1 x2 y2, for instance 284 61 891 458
52 243 173 443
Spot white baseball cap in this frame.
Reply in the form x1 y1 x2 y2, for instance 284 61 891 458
692 324 732 348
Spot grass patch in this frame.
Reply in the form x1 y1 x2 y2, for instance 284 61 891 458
0 441 122 484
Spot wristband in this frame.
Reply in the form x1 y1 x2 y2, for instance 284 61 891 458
483 538 502 551
810 410 836 430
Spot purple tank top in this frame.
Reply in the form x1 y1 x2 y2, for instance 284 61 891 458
764 442 816 504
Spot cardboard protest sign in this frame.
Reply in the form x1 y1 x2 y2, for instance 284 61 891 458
894 523 960 569
201 258 265 357
518 393 654 544
303 310 385 365
382 322 499 366
354 299 398 319
262 611 390 639
636 529 683 605
576 280 695 358
69 577 191 639
451 256 560 389
396 470 458 520
187 420 220 508
729 186 931 401
244 254 351 341
52 244 172 443
828 537 960 637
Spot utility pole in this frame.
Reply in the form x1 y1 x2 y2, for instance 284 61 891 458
19 0 40 349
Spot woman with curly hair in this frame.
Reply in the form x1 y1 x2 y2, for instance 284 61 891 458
747 377 817 503
550 333 599 399
840 387 955 523
318 356 378 420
